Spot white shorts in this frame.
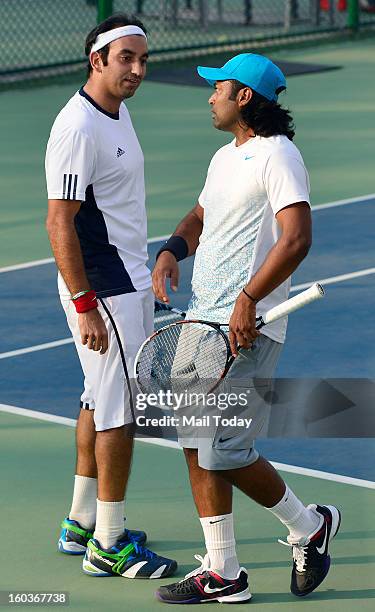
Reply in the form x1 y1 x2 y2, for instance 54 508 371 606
61 288 154 431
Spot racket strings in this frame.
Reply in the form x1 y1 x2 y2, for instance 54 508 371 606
137 323 228 396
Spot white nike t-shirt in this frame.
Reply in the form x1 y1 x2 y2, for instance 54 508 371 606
45 88 151 298
187 135 310 343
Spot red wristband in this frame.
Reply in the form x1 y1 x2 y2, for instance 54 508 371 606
73 290 98 313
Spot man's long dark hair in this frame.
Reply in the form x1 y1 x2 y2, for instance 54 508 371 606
85 13 147 77
229 80 295 141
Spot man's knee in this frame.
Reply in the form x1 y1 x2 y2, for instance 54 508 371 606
197 447 260 471
95 424 135 456
183 448 201 475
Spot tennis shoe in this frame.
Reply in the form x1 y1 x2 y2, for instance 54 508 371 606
279 504 341 597
156 566 251 604
182 553 210 579
58 517 146 555
82 534 177 578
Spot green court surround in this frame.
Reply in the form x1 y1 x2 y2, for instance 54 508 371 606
0 412 374 610
0 39 374 266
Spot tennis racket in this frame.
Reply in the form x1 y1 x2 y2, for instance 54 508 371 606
136 283 324 402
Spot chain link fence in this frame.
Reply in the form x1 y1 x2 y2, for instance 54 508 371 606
1 0 374 77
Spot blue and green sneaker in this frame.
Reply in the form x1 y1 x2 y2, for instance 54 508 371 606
82 534 177 579
58 517 147 555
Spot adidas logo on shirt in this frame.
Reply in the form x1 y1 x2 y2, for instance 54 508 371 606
117 147 125 158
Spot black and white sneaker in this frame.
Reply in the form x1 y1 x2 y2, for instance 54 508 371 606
280 504 341 597
156 564 251 604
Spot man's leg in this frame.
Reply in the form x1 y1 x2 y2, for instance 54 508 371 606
155 449 251 605
83 417 177 578
221 456 341 597
67 291 177 577
184 448 240 580
90 291 148 550
59 292 148 555
93 424 134 549
75 408 97 478
221 456 320 541
184 448 232 516
68 409 97 531
59 409 98 554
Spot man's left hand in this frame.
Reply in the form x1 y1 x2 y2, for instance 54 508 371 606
228 291 260 357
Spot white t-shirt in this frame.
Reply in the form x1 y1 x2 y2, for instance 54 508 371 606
45 88 151 298
187 135 310 343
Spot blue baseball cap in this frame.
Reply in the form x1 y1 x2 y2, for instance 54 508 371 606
197 53 286 101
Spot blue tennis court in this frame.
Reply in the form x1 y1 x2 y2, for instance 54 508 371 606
1 194 374 483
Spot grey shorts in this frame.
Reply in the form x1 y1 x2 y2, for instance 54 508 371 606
177 334 283 471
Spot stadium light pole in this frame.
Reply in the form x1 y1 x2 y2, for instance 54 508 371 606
97 0 113 22
348 0 359 30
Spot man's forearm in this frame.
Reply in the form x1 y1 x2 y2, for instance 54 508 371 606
47 219 90 296
172 207 203 256
245 236 310 302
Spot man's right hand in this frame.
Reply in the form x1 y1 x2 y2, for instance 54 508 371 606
152 252 179 303
78 309 108 354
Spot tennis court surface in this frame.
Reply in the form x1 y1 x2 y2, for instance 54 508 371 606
1 21 375 608
1 193 375 610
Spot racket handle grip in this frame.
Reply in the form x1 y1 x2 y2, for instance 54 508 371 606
261 283 325 326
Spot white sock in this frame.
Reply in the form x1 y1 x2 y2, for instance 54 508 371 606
266 485 320 542
200 513 240 579
69 475 97 529
94 499 124 550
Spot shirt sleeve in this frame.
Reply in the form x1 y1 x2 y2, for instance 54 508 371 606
263 151 310 216
45 126 95 201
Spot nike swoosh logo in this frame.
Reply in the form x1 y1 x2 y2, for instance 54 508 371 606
244 156 254 160
218 437 232 443
316 523 328 555
203 583 232 594
209 519 225 524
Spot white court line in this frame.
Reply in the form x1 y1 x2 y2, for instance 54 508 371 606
0 257 54 273
312 192 375 211
290 267 375 293
1 402 374 490
0 265 374 361
147 234 169 244
0 238 170 273
1 192 374 274
0 338 74 360
0 192 373 360
0 403 76 427
268 461 375 490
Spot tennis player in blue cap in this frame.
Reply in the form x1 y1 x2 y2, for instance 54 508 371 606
153 53 341 604
197 52 286 101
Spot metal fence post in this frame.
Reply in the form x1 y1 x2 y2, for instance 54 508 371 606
348 0 359 30
97 0 113 23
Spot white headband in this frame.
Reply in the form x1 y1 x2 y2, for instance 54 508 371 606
91 25 147 53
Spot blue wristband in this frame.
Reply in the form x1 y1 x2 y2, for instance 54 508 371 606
156 235 188 262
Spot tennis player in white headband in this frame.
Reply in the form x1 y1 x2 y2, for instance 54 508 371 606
46 13 178 581
85 20 149 106
90 24 147 54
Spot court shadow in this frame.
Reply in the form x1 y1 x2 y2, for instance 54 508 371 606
327 530 375 541
235 530 375 547
146 539 204 553
242 554 375 570
149 531 375 555
0 422 63 430
173 564 200 578
252 589 375 604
